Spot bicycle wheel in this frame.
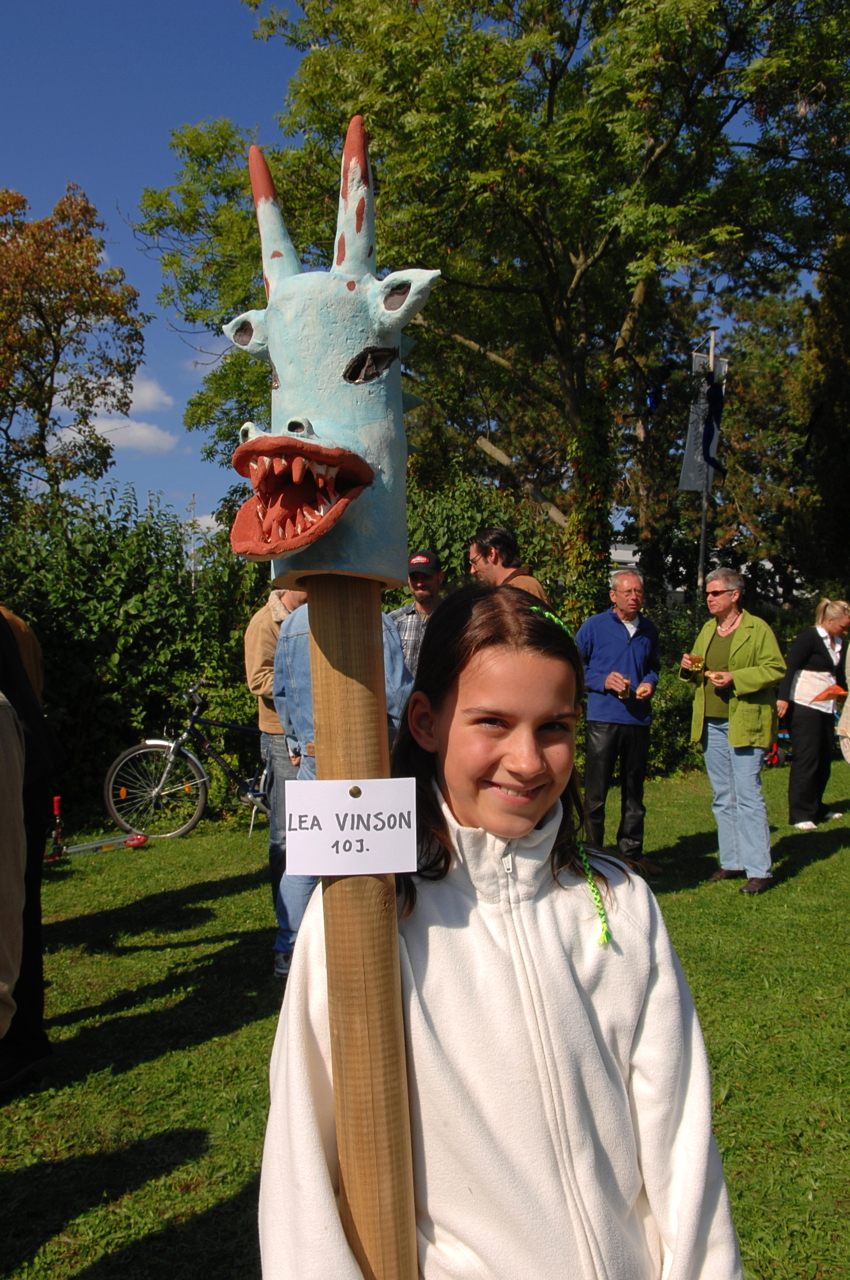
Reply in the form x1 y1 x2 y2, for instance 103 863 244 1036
104 744 208 837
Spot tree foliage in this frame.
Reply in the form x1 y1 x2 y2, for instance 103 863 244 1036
620 280 813 603
0 187 147 511
137 0 850 619
0 489 269 823
786 236 850 590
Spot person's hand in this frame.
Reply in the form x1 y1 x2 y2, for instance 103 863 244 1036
681 654 694 670
289 755 301 766
707 670 734 688
635 682 653 699
604 671 629 694
776 699 789 719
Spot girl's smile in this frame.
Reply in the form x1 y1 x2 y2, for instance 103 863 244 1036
408 646 581 839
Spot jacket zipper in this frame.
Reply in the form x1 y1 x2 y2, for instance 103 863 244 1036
497 836 601 1270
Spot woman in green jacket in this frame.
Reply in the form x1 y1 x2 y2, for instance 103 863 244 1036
681 568 786 895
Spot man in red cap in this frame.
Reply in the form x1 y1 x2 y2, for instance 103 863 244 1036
389 550 445 676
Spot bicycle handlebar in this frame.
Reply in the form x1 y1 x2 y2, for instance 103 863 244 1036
185 679 213 709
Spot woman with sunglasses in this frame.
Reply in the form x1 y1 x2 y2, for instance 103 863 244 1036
681 569 785 894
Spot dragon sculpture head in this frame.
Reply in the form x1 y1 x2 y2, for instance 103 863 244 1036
224 116 439 587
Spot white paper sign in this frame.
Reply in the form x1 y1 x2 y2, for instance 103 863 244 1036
284 777 418 876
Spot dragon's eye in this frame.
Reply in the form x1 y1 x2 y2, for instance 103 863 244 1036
232 320 254 345
343 347 399 384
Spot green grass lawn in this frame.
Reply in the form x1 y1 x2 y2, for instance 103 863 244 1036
1 767 848 1279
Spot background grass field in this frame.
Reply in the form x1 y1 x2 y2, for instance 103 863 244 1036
1 765 848 1279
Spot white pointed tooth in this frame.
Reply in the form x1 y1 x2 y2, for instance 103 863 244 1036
278 525 286 539
310 461 326 476
260 455 272 474
249 459 258 471
327 465 339 479
296 517 304 534
318 496 331 514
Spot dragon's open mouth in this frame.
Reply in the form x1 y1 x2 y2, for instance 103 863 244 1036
230 436 374 559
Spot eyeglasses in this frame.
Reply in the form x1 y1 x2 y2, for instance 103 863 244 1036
705 589 732 598
469 553 482 567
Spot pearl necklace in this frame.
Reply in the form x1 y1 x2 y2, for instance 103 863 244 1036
716 612 742 636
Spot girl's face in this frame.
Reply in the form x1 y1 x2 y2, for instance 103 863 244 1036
408 645 581 839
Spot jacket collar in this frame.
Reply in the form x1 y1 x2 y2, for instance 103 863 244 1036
609 606 643 629
268 590 291 625
434 784 562 903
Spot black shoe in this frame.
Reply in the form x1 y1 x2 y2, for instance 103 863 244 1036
739 877 773 895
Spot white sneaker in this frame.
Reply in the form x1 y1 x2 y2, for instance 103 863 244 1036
793 821 817 831
823 811 843 821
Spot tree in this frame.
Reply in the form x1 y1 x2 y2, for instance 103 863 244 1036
0 187 146 510
0 487 269 823
786 236 850 589
138 0 850 619
619 280 812 604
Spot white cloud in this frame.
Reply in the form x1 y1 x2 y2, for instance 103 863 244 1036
131 374 174 413
194 514 218 532
96 417 179 454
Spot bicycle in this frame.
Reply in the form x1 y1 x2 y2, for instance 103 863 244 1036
104 681 270 838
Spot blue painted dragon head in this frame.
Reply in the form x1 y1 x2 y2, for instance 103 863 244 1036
224 116 440 588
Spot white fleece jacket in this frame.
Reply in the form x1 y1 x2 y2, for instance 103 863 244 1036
259 798 742 1280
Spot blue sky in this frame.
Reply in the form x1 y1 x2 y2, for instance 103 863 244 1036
1 0 302 525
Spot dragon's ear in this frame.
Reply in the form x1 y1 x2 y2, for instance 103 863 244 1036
369 270 441 336
223 310 269 359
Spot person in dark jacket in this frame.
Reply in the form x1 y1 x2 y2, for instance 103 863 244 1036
0 610 59 1091
575 570 661 874
776 598 850 830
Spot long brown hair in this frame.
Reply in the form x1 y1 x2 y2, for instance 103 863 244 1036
391 584 588 914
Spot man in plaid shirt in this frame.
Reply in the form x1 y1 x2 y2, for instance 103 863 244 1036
389 550 445 677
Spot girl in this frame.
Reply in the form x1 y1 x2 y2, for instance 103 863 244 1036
260 585 742 1279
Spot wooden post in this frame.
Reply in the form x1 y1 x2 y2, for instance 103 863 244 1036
305 572 418 1280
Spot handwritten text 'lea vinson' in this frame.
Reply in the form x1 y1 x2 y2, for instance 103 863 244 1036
287 809 413 833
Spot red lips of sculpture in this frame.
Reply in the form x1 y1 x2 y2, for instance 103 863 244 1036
230 435 374 558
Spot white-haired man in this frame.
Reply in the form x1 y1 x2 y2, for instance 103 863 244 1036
575 570 661 874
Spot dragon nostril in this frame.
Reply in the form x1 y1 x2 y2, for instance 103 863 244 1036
287 418 314 435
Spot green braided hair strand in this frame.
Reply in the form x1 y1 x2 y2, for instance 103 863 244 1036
530 606 610 944
529 605 573 636
577 840 613 946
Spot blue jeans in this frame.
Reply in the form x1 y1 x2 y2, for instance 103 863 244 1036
702 718 772 878
261 733 319 953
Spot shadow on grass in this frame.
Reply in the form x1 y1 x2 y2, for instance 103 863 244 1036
43 869 269 955
641 829 720 893
644 818 850 896
70 1175 261 1280
771 823 850 881
42 927 283 1090
0 1128 209 1278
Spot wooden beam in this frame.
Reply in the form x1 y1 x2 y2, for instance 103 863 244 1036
305 573 418 1280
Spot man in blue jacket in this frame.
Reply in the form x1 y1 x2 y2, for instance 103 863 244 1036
575 570 661 874
272 604 412 974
